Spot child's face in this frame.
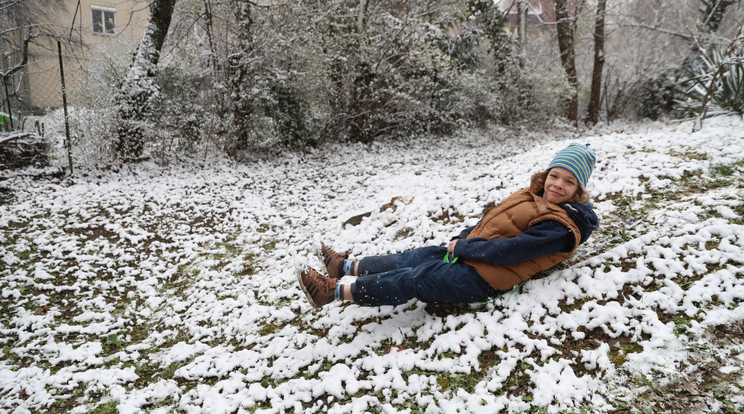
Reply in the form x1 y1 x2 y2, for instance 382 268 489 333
543 167 579 204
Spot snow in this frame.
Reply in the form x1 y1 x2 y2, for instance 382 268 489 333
2 116 744 412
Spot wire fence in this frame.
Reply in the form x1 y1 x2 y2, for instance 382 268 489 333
1 41 83 135
1 41 76 172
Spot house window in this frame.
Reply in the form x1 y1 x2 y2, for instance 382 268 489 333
92 7 116 35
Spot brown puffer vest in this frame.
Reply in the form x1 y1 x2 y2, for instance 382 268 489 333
463 188 581 291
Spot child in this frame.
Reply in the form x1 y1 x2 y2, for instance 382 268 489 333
297 143 599 308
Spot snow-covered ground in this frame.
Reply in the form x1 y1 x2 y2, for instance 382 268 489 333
2 116 744 413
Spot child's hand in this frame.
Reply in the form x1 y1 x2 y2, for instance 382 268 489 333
448 240 457 254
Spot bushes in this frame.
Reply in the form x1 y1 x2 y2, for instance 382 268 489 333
67 0 570 163
193 0 564 155
678 44 744 117
320 11 479 143
637 72 676 120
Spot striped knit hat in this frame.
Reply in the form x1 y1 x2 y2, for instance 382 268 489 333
547 143 596 188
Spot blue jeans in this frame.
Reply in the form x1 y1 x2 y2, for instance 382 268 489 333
349 246 502 307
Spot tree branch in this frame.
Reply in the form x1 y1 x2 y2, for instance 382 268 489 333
0 23 45 38
246 0 273 7
0 32 36 78
616 22 694 41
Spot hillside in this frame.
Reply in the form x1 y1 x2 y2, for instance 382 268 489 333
2 116 744 413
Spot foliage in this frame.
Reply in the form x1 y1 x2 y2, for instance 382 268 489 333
53 0 620 162
113 33 164 160
637 72 677 120
221 0 478 147
678 43 744 117
466 0 512 58
153 67 212 154
317 6 479 143
118 0 552 157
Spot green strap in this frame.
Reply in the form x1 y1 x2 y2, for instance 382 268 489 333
478 282 523 304
441 251 521 303
443 252 458 264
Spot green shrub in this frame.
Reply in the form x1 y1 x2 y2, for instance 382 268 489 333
679 45 744 116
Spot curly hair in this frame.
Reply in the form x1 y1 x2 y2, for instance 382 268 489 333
529 170 590 204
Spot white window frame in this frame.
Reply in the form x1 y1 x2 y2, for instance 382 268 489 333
91 6 117 35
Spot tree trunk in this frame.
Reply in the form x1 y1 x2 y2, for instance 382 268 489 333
554 0 579 124
702 0 737 33
226 0 255 156
587 0 607 125
518 0 527 62
203 0 219 71
357 0 369 32
114 0 177 160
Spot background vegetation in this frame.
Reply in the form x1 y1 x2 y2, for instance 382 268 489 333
2 0 744 164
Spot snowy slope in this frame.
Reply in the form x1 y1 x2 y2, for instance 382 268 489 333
1 116 744 413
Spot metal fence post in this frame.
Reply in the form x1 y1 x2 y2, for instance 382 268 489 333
2 76 14 131
57 40 74 175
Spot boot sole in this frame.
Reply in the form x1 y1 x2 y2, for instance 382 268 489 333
295 267 320 309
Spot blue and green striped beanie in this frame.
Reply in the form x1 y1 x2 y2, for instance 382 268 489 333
547 143 596 188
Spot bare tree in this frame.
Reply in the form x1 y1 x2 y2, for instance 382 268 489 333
0 32 34 79
587 0 607 124
553 0 584 125
1 0 67 71
1 0 68 121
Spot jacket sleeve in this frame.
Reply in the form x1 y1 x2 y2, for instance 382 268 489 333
453 225 476 240
452 220 573 266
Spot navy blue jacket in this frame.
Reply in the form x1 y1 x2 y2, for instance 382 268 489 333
453 199 599 266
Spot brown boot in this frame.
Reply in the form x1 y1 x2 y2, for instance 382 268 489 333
296 266 337 308
320 241 349 279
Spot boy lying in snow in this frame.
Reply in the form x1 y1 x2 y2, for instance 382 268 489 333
297 143 600 308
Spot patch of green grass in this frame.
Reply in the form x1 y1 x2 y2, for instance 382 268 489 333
502 361 532 396
237 253 259 276
88 401 118 414
261 375 279 388
12 245 36 262
679 171 707 193
394 227 414 241
439 371 478 393
217 242 240 253
148 394 176 410
671 151 708 161
559 296 593 313
672 274 704 290
714 178 738 190
133 360 164 388
103 333 124 354
262 239 278 251
258 321 280 336
672 316 692 337
160 361 187 381
611 342 643 368
127 320 152 344
710 164 736 177
45 384 88 413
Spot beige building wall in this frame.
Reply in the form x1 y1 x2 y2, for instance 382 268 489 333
17 0 149 110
